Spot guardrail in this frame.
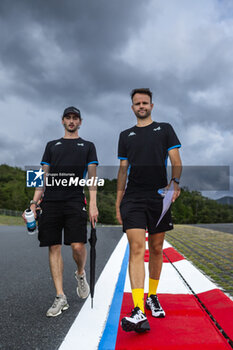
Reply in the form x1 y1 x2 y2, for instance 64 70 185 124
0 209 22 217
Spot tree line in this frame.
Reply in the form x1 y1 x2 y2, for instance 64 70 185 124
0 164 232 224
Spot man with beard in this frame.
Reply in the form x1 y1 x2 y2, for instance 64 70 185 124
24 106 98 317
116 89 182 332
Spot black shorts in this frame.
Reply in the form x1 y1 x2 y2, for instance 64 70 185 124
38 201 87 247
120 194 173 234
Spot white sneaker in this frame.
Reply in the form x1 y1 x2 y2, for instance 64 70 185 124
121 307 150 333
46 294 69 317
146 294 166 317
75 270 90 299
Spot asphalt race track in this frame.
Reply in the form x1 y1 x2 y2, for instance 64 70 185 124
1 223 232 350
192 223 233 234
0 225 123 350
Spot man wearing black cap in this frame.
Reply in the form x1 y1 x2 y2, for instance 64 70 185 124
26 106 98 317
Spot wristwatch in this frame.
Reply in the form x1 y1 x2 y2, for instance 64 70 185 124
171 177 180 184
30 200 38 206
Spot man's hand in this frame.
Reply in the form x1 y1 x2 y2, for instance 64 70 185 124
22 204 37 223
22 210 27 224
168 181 181 202
116 205 122 225
22 200 42 223
89 203 98 227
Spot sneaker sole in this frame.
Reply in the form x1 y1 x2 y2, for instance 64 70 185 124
46 304 69 317
121 318 150 333
145 303 166 318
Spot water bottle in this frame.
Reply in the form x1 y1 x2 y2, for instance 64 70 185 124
25 208 37 234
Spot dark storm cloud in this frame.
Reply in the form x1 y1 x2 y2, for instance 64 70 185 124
1 0 232 130
0 0 148 108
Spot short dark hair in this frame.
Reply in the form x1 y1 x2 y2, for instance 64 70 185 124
130 88 153 103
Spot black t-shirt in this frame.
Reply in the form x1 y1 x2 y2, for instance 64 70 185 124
41 137 98 201
118 121 181 195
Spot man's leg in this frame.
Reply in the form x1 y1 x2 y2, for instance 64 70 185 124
71 242 89 299
48 244 64 295
148 232 165 287
146 232 166 317
126 228 146 311
46 244 69 317
121 228 150 333
71 242 87 275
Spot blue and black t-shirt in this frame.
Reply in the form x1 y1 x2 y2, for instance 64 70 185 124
118 121 181 194
41 137 98 201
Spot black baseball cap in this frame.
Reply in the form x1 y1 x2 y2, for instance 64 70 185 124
63 106 81 119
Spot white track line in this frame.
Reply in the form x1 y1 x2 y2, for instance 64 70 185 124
59 234 128 350
163 240 173 249
173 259 217 294
124 261 191 294
59 237 220 350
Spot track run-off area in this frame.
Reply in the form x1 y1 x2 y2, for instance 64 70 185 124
0 224 233 349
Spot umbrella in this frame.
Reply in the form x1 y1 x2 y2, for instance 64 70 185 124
88 223 97 308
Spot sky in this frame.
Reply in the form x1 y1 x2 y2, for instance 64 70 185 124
0 0 233 198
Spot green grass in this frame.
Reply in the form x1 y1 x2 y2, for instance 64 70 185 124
166 225 233 296
0 215 24 226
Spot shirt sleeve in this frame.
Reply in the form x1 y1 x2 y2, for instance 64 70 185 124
40 143 51 166
166 124 181 151
118 132 128 160
87 143 98 166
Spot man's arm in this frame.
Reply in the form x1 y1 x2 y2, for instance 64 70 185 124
168 148 182 202
116 159 129 224
87 163 98 227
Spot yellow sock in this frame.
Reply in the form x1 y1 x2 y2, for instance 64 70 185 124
132 288 144 313
148 278 159 297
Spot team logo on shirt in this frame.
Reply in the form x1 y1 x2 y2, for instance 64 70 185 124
55 141 62 146
26 168 45 187
153 126 161 132
128 132 136 137
77 143 84 146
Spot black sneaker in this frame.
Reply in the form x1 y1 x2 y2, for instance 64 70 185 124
121 307 150 333
146 294 165 318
